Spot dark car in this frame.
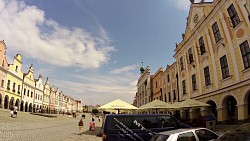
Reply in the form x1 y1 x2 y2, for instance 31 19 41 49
102 114 190 141
216 123 250 141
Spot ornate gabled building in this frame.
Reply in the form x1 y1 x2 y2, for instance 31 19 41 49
0 41 8 109
54 87 59 113
21 64 35 112
50 86 55 114
43 77 50 113
34 74 43 112
173 0 250 123
5 54 23 110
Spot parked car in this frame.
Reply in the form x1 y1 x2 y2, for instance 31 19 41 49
216 123 250 141
149 128 219 141
102 114 190 141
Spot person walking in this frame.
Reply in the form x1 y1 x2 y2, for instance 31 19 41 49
14 106 18 118
78 119 84 135
10 107 14 117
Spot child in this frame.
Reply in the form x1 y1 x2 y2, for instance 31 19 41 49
78 119 84 135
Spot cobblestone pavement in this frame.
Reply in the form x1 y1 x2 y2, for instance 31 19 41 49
0 109 102 141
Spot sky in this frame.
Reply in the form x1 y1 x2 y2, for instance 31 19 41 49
0 0 213 105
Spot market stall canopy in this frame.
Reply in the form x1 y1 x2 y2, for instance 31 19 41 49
98 99 138 111
138 99 176 110
178 99 210 108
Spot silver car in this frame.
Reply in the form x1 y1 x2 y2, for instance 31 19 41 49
150 128 219 141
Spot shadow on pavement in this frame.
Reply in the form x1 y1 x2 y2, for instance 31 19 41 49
78 127 102 137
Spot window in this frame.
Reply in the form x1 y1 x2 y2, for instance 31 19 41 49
167 74 170 82
15 66 18 72
111 116 158 129
173 90 176 101
2 60 4 67
220 55 230 79
195 129 218 141
204 66 211 86
192 74 197 91
199 37 206 55
240 40 250 69
7 80 10 90
188 48 194 63
156 81 157 88
180 57 184 71
168 92 171 102
27 90 29 97
177 132 196 141
18 85 20 94
227 4 240 28
159 116 177 128
1 80 4 88
24 88 26 95
212 22 222 43
182 80 186 95
36 94 37 99
164 94 167 102
12 83 16 92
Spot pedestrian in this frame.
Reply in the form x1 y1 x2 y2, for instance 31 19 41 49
14 106 18 118
10 106 14 117
78 119 84 135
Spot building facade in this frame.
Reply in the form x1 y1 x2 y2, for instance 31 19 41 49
173 0 250 123
43 77 50 113
136 66 151 108
162 63 178 104
0 41 8 109
54 88 59 113
152 67 163 101
22 65 35 112
5 54 23 110
34 74 43 112
50 86 55 113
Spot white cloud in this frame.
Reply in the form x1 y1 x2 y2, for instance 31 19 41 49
0 0 114 69
170 0 214 11
52 72 139 105
110 65 138 74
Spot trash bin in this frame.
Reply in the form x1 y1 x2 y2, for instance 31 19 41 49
203 115 216 131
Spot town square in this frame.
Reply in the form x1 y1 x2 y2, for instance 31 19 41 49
0 0 250 140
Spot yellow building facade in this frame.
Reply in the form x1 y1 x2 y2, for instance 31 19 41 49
5 54 23 110
174 0 250 123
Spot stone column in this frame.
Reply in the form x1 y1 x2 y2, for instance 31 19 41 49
216 107 226 123
189 108 197 121
180 109 187 119
237 104 248 123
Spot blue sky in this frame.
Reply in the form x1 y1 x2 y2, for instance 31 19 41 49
0 0 210 105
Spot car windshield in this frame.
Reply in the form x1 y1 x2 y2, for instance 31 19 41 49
195 129 218 141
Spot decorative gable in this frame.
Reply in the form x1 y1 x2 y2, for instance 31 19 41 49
189 7 205 30
183 2 214 41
